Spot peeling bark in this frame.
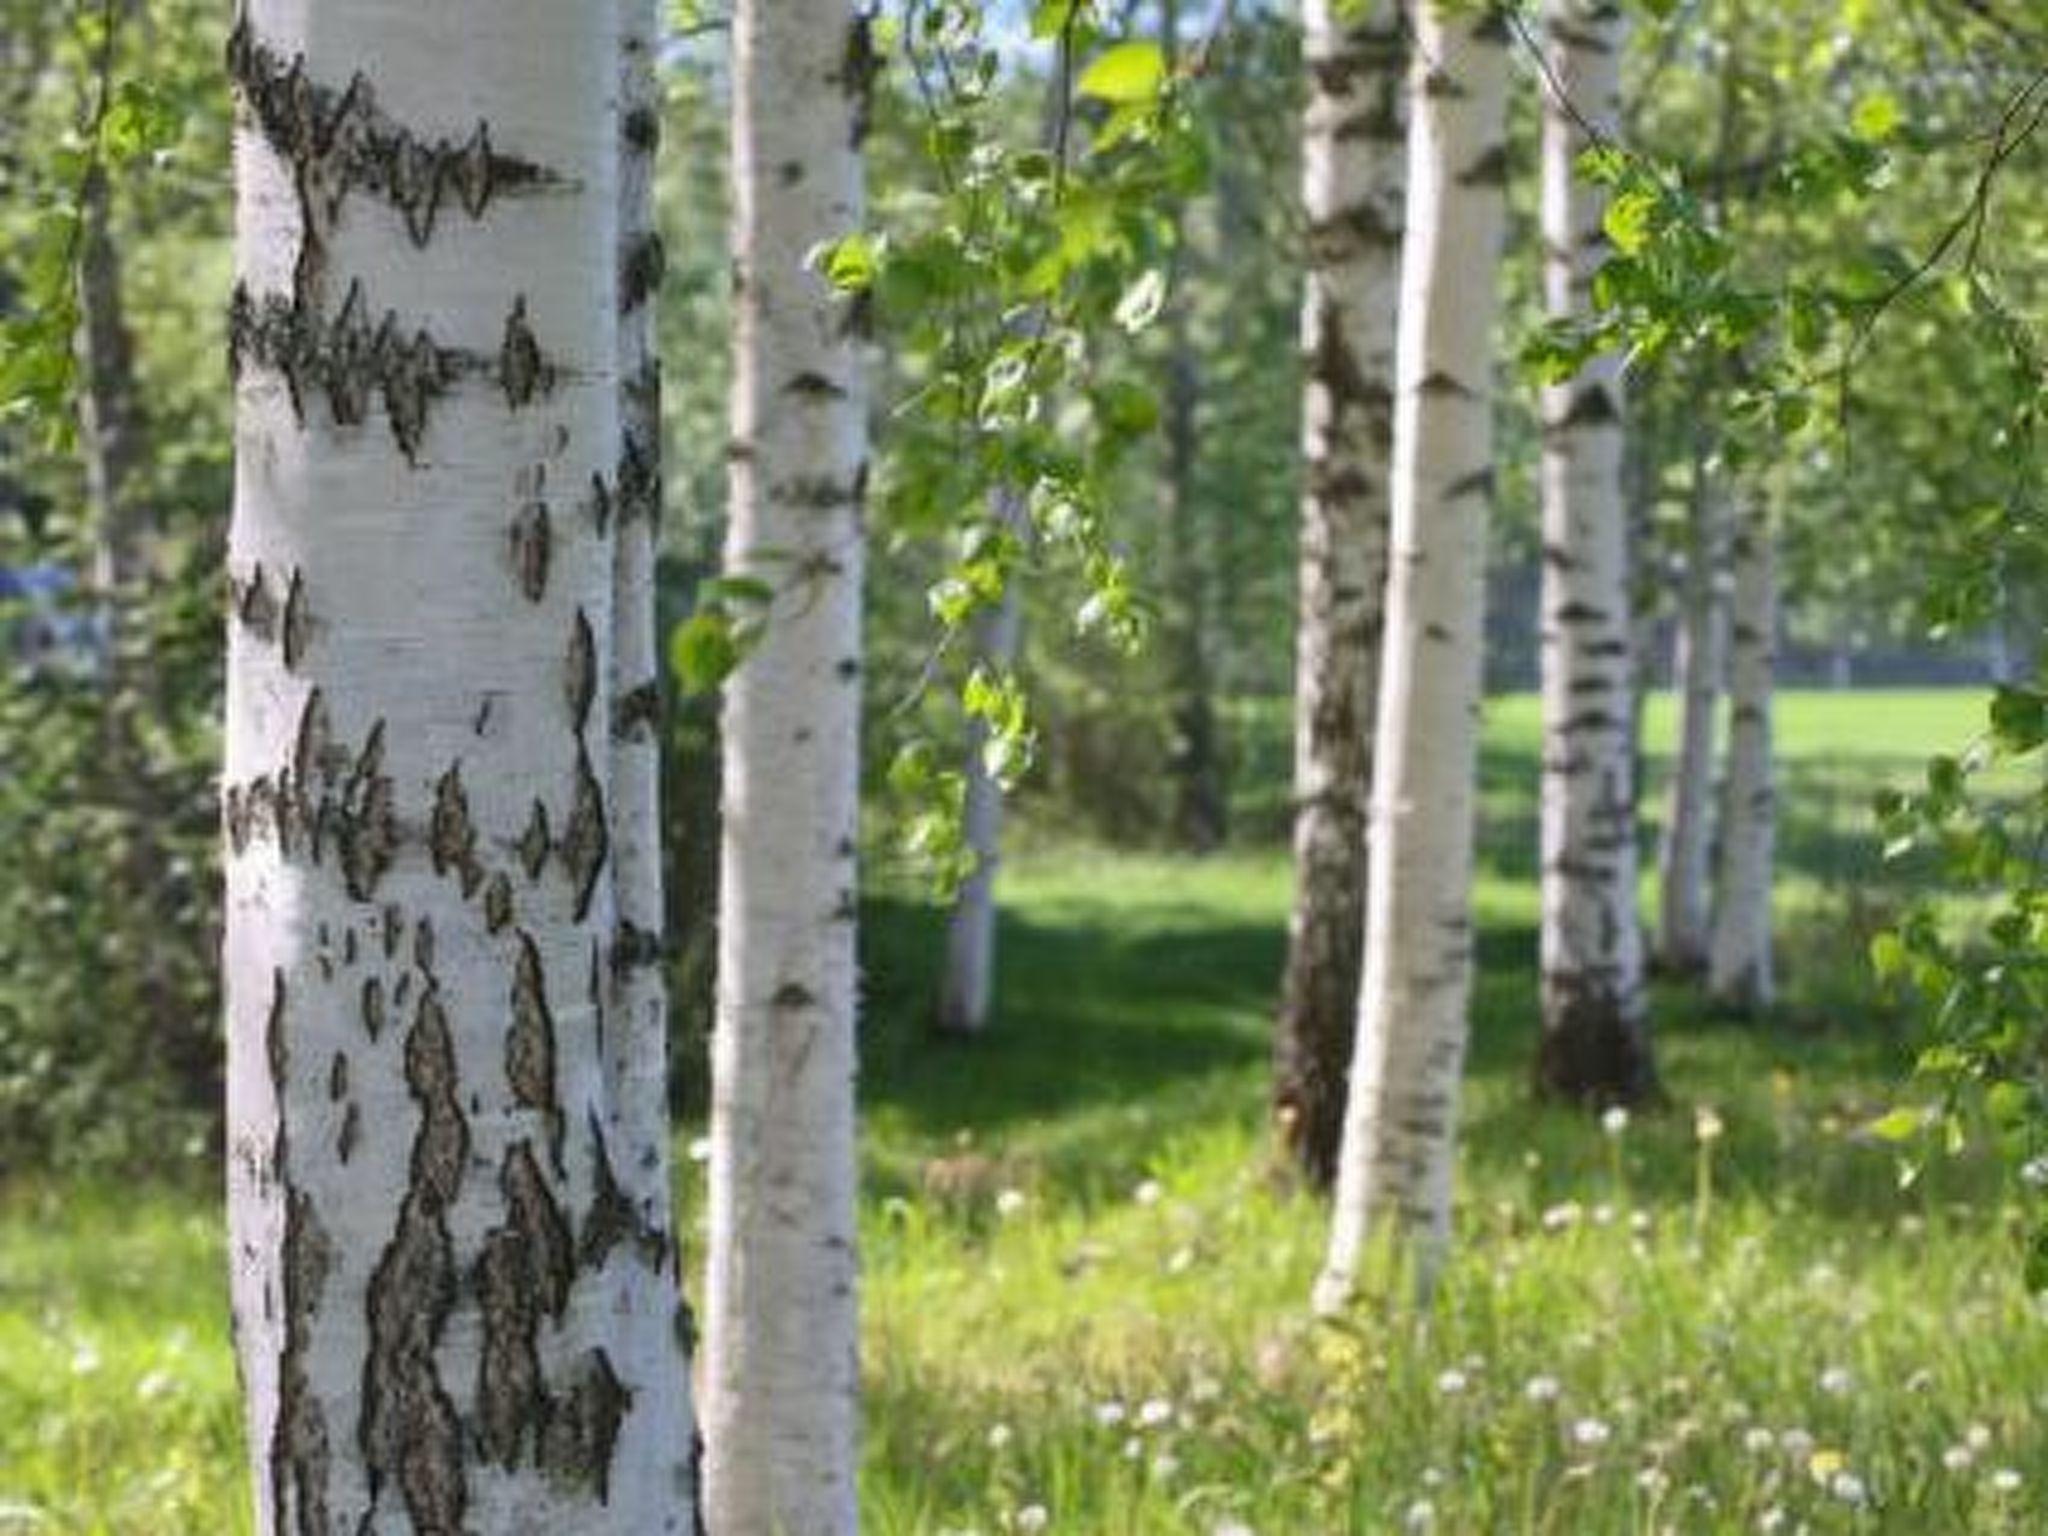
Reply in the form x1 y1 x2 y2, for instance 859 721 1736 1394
1315 3 1510 1311
1532 0 1655 1106
1275 0 1405 1191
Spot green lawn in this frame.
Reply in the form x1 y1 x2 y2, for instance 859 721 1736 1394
6 689 2043 1534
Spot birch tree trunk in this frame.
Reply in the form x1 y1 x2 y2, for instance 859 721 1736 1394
609 0 704 1505
1657 454 1727 975
1708 498 1775 1010
1273 0 1405 1190
703 1 869 1530
1314 3 1509 1311
1532 0 1654 1106
224 4 697 1531
937 582 1021 1038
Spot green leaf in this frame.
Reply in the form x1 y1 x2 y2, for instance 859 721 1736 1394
1603 188 1659 256
1077 42 1165 106
669 612 740 694
1990 687 2048 755
1867 1106 1927 1143
815 233 880 292
1850 91 1902 144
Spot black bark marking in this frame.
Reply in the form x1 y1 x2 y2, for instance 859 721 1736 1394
337 719 395 901
610 920 663 976
328 1052 349 1101
784 371 848 399
565 609 596 736
484 872 515 935
474 1141 574 1468
580 1115 669 1274
622 105 660 153
612 679 661 739
509 932 565 1173
498 296 554 408
510 498 551 603
519 800 553 882
281 567 312 671
266 969 289 1098
616 441 659 529
560 744 608 922
338 1102 361 1165
620 232 667 315
234 562 280 641
538 1350 632 1502
413 915 436 978
1445 467 1496 503
429 762 484 898
1457 143 1511 188
226 20 558 265
228 281 464 464
585 471 616 535
272 1188 335 1536
360 988 469 1535
839 10 880 149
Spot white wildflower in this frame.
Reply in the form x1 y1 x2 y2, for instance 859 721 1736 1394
1829 1471 1868 1506
1941 1445 1972 1472
1094 1400 1126 1427
987 1423 1013 1450
1014 1505 1049 1534
1571 1418 1611 1449
1818 1366 1853 1397
1602 1106 1630 1137
1133 1179 1163 1207
1436 1369 1469 1396
1138 1397 1173 1428
995 1188 1027 1218
1524 1374 1562 1404
1991 1468 2023 1494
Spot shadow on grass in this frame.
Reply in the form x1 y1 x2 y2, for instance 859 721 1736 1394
857 867 1996 1230
859 896 1280 1144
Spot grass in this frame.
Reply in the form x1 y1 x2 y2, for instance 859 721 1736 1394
5 689 2043 1534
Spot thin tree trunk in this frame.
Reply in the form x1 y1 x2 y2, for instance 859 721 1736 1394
77 164 149 596
1159 0 1228 855
1657 454 1727 975
224 5 696 1530
703 1 868 1530
1273 0 1405 1190
937 580 1021 1038
1708 498 1775 1010
1532 0 1654 1106
610 0 704 1507
1314 2 1509 1311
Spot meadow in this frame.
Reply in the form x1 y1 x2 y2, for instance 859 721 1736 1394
4 689 2043 1534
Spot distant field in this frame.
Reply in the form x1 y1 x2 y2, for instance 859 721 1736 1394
5 688 2041 1534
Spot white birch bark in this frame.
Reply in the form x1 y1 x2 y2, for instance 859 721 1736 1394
937 583 1021 1038
1533 0 1654 1104
1314 3 1510 1311
1275 0 1406 1189
224 4 696 1530
1708 498 1775 1010
606 0 703 1510
1657 459 1727 975
703 1 869 1530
